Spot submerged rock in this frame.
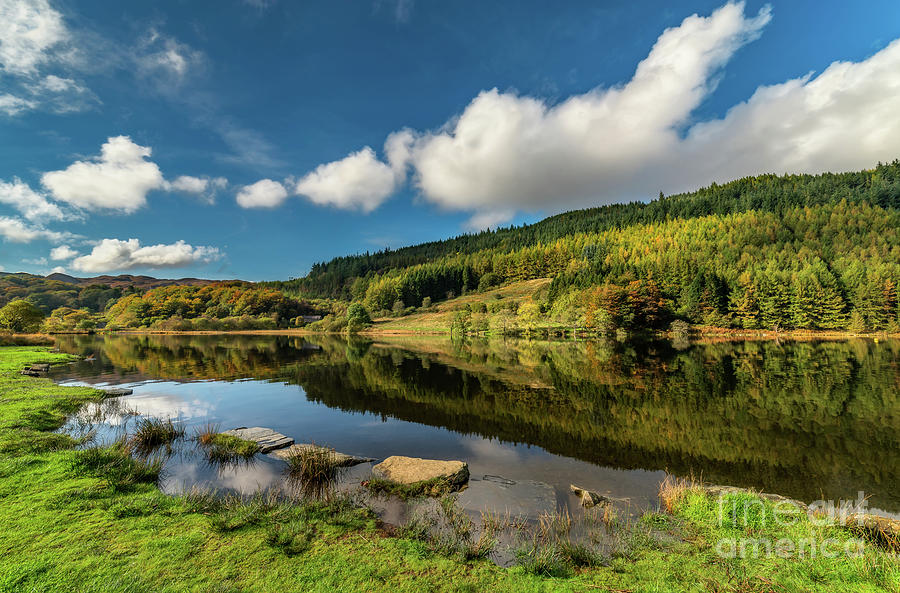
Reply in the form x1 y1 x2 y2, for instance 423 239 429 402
372 456 469 489
570 484 610 508
458 476 556 517
221 427 294 453
270 444 374 466
102 388 134 396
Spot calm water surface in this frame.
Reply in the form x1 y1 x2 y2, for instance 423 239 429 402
50 334 900 519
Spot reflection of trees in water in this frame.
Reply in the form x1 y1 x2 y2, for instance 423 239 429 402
56 334 900 510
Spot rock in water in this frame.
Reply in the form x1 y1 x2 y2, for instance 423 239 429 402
458 476 556 517
270 444 374 466
372 456 469 488
570 484 610 508
221 427 294 453
103 388 134 396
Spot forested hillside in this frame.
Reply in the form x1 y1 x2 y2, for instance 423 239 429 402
276 161 900 333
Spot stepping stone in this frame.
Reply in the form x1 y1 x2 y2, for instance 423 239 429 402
103 388 133 396
270 444 374 466
372 456 469 488
222 427 294 453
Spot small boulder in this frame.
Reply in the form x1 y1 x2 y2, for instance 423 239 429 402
570 484 609 508
270 444 374 466
30 364 51 372
372 456 469 489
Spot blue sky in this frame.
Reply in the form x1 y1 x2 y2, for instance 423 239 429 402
1 0 900 281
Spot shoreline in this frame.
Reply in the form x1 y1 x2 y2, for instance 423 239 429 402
23 326 900 340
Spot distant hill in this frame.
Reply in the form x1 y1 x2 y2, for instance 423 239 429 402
0 272 226 313
43 273 218 290
278 161 900 301
272 160 900 333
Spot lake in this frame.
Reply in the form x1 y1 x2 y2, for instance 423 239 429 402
50 333 900 520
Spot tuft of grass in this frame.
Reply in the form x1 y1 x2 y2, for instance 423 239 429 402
515 544 572 578
284 445 343 500
658 473 695 513
266 522 317 556
364 476 454 499
129 417 184 455
69 441 163 492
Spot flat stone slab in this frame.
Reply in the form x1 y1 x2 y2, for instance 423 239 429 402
222 427 294 453
102 387 133 396
270 444 374 467
372 456 469 487
457 476 556 517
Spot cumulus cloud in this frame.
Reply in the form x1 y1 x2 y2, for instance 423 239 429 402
294 147 398 212
71 238 221 273
41 136 166 213
0 216 69 243
291 2 900 229
0 177 67 221
236 179 289 208
403 1 773 225
50 244 78 260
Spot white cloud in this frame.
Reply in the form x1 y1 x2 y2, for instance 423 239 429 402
292 2 900 229
0 0 69 76
294 147 398 212
0 216 69 243
0 177 67 221
50 244 78 260
25 74 97 113
49 265 66 273
34 74 77 92
168 175 227 204
136 28 202 85
0 93 36 115
71 238 221 273
403 1 773 226
41 136 165 213
236 179 289 208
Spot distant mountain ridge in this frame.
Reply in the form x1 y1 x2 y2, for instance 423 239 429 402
43 273 219 289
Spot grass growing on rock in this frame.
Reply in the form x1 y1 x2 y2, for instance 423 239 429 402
194 424 260 463
364 476 456 499
1 345 899 592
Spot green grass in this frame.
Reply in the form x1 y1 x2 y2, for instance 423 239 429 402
194 424 260 463
129 417 185 455
364 476 457 499
283 445 343 500
1 345 899 592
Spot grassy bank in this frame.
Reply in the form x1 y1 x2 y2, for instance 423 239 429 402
1 346 898 592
